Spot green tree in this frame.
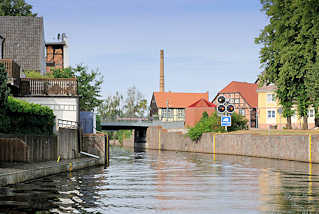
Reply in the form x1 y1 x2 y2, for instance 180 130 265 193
123 86 147 118
74 65 103 111
0 63 10 131
0 0 36 16
0 63 9 110
53 65 103 112
306 65 319 127
98 91 123 120
255 0 318 129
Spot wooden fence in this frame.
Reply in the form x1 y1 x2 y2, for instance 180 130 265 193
0 59 20 79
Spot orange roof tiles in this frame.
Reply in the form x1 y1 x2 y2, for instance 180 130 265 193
153 92 209 108
188 98 216 108
218 81 258 108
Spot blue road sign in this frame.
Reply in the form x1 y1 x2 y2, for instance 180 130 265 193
221 116 231 127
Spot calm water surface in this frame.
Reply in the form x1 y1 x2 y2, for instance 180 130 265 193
1 146 319 214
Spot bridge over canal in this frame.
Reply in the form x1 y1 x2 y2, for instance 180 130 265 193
100 119 152 146
100 119 184 148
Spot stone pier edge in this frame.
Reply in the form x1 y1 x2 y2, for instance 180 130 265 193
0 157 104 186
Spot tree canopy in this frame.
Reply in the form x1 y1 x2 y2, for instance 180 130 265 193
98 86 148 120
0 0 36 16
256 0 319 129
52 65 103 112
0 63 9 111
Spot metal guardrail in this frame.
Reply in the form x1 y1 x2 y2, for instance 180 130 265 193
57 119 79 129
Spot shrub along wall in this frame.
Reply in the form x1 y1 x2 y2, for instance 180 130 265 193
0 97 55 135
0 64 55 135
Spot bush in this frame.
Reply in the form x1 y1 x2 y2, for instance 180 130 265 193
24 70 54 78
0 97 55 135
0 65 55 135
96 114 102 132
187 112 248 141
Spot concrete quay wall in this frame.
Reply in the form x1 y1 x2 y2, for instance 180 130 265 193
146 126 319 163
0 128 80 162
0 158 104 186
0 133 106 186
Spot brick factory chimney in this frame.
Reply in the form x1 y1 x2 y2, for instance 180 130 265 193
160 49 165 92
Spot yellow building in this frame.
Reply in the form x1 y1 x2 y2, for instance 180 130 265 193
257 84 315 129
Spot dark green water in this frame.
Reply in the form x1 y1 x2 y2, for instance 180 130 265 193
1 146 319 214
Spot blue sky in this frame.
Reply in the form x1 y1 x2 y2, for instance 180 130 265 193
28 0 268 101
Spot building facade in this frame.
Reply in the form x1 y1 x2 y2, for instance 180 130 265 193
212 81 258 128
45 33 70 73
185 98 216 127
0 16 45 74
257 84 315 129
150 92 209 122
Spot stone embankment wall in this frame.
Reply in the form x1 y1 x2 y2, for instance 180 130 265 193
57 128 80 160
0 128 77 162
0 128 106 163
82 134 106 165
146 126 319 163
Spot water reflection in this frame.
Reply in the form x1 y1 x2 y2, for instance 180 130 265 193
1 146 319 213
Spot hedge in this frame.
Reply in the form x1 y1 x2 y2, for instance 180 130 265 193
0 97 55 135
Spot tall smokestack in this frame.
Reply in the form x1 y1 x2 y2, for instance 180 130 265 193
160 49 165 92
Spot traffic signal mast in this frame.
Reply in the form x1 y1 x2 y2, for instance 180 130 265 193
216 95 235 131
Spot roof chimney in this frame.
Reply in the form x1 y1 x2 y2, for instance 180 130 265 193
160 49 165 92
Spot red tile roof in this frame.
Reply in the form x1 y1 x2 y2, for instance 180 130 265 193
188 98 216 108
153 92 209 108
217 81 258 108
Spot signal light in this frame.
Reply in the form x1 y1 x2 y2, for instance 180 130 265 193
217 104 226 113
217 96 226 104
227 104 235 113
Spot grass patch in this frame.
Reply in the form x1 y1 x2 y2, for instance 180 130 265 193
228 129 319 136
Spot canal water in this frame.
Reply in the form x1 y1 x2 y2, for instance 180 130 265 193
1 146 319 214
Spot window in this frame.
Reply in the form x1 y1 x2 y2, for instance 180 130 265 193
239 109 245 116
161 109 167 118
162 109 173 119
235 98 240 103
229 98 234 103
178 109 185 119
309 109 314 118
267 94 275 103
267 110 276 118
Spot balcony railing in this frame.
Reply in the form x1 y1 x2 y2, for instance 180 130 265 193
20 78 77 96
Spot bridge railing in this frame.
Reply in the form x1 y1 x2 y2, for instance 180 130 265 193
115 117 150 121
